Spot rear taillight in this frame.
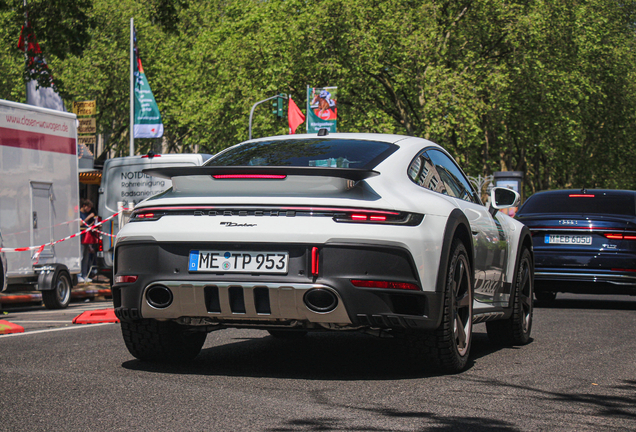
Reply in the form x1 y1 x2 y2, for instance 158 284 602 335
351 279 420 291
130 211 163 221
569 194 595 198
604 233 636 240
333 211 422 225
115 275 138 284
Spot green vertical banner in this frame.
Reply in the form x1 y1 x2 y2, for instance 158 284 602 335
306 86 337 133
133 27 163 138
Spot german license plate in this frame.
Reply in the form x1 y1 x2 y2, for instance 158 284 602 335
545 235 592 245
189 250 289 273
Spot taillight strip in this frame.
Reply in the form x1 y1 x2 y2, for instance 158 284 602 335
213 174 286 179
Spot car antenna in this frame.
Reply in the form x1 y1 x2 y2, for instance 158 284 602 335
581 187 587 194
317 128 329 136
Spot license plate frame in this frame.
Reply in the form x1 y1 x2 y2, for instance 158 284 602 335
189 250 289 274
544 234 592 245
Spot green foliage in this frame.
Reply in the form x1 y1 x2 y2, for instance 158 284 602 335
1 0 636 194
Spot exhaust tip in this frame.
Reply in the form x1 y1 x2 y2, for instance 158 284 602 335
304 288 338 313
146 285 173 309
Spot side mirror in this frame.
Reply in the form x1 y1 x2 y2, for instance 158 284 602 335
488 187 520 216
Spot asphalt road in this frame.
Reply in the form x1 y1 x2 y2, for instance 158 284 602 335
0 294 635 431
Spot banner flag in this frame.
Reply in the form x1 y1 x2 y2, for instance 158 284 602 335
133 27 163 138
288 97 305 134
17 22 65 112
306 86 337 133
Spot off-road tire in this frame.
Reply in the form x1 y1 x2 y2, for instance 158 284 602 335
267 329 308 340
401 239 473 373
42 271 71 309
121 319 207 362
486 248 534 345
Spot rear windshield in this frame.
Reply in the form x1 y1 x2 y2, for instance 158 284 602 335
205 138 397 169
518 192 636 216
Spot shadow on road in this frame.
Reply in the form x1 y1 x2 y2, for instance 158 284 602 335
534 296 636 311
122 330 510 381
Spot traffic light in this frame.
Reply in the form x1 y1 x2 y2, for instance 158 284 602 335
272 95 284 118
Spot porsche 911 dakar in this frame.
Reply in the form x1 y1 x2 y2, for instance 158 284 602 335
113 132 534 373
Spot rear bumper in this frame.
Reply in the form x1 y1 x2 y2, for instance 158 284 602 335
535 269 636 295
113 240 444 331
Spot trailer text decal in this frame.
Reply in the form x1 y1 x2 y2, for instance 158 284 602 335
4 114 69 133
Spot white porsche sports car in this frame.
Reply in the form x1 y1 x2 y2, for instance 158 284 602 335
113 132 534 373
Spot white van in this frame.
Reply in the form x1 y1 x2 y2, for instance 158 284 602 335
95 152 211 280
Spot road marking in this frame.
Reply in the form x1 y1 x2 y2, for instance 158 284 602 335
7 320 72 323
0 322 115 338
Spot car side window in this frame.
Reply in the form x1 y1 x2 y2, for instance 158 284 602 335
407 149 478 203
427 149 478 203
407 151 446 194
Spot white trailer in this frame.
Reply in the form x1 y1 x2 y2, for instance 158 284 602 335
0 99 80 309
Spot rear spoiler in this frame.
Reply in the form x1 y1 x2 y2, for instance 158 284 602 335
142 166 379 182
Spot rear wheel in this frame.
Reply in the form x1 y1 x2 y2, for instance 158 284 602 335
487 248 533 345
121 319 207 362
42 271 71 309
402 239 473 373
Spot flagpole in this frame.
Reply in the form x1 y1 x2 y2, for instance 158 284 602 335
129 17 134 157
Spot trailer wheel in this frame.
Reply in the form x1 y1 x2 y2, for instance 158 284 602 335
42 271 72 309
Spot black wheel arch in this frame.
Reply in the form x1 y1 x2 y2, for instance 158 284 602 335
502 225 534 316
435 209 473 294
427 209 473 330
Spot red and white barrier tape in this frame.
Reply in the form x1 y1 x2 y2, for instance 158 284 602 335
0 208 132 253
80 220 116 238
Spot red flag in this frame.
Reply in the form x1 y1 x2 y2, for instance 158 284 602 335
288 96 306 134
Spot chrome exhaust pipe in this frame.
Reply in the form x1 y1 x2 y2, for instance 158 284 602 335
304 288 338 313
146 285 173 309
